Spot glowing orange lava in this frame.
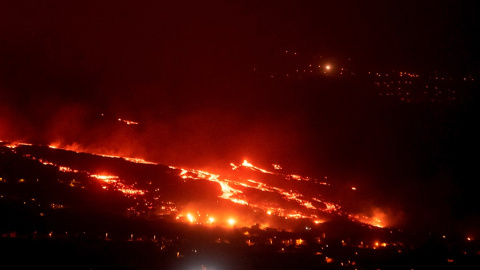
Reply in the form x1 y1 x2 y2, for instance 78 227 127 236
90 174 145 196
1 141 388 230
118 118 139 125
170 159 386 228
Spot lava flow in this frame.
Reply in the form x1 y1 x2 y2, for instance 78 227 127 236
171 160 385 228
0 141 388 230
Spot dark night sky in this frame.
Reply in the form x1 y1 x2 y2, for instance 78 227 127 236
1 0 479 232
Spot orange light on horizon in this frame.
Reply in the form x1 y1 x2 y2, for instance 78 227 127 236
227 218 236 226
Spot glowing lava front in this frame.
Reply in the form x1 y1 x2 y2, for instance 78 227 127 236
1 141 388 230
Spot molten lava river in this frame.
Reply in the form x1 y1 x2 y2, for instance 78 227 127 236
1 141 386 230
